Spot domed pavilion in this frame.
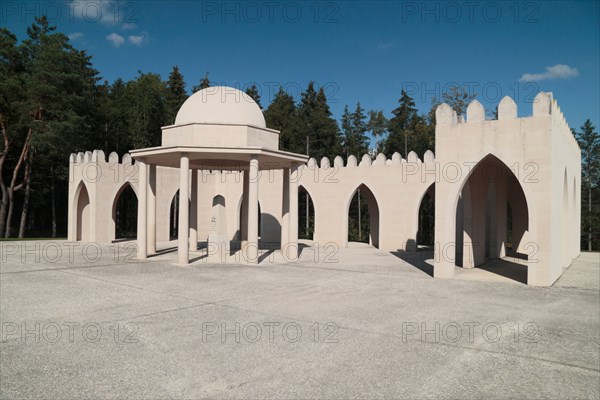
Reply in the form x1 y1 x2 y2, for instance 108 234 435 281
130 86 308 265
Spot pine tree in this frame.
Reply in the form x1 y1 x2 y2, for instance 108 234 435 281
350 102 369 156
576 119 600 251
297 82 341 161
384 89 419 157
192 72 210 93
165 65 188 124
245 84 262 109
367 110 387 153
264 87 299 152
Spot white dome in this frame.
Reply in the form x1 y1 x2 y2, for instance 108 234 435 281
175 86 265 128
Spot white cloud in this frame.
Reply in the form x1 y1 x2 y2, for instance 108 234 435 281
121 23 138 30
519 64 579 82
106 33 125 47
128 34 146 46
67 32 84 41
377 42 395 50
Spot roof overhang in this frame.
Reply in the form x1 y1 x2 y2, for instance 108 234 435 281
129 146 308 170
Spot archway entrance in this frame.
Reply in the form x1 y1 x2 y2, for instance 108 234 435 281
347 184 379 248
417 184 435 248
455 154 529 283
75 182 91 241
299 186 315 240
113 183 137 240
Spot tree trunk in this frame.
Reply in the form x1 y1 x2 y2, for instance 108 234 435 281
588 178 592 251
18 154 32 238
4 108 39 238
0 114 10 236
51 166 57 238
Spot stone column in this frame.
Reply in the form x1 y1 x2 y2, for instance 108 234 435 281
494 174 507 259
137 160 147 260
178 154 190 265
241 169 249 242
189 169 198 251
288 165 299 260
246 156 259 263
281 168 290 251
147 164 157 254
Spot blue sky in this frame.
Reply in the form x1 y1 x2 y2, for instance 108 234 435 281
3 0 599 136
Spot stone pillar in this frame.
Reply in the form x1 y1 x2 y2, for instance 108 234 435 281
137 160 147 260
189 169 198 251
281 168 290 250
495 174 507 259
178 154 190 265
462 180 474 269
288 165 299 260
147 164 157 254
246 156 259 263
241 169 249 242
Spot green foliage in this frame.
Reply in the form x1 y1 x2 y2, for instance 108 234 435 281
192 72 210 93
576 119 600 251
297 82 341 161
245 84 262 109
165 66 188 125
264 87 300 152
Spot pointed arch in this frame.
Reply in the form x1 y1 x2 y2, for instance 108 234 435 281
416 183 435 247
111 182 138 240
72 180 91 241
453 153 530 282
236 194 262 241
299 184 316 240
345 183 380 248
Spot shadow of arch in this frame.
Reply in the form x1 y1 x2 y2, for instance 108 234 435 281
416 183 435 248
73 180 91 241
236 195 262 241
111 182 138 241
299 185 316 240
169 189 191 240
454 153 529 284
346 183 380 248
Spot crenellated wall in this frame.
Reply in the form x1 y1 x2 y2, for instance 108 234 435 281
68 91 581 286
434 92 581 286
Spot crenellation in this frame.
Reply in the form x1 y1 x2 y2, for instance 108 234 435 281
122 154 132 164
435 103 457 125
391 152 402 165
320 157 331 169
466 100 485 122
407 151 419 163
375 153 386 165
92 149 106 163
347 155 358 167
359 154 372 167
108 151 119 163
334 155 344 167
423 150 435 163
498 96 517 120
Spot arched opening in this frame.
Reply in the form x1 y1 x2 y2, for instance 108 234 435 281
168 190 191 241
299 186 315 240
75 182 91 241
169 190 180 240
417 184 435 248
208 195 228 244
347 184 379 248
455 154 529 283
237 198 262 241
112 183 138 240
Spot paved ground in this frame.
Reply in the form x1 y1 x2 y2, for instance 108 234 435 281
1 240 598 399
